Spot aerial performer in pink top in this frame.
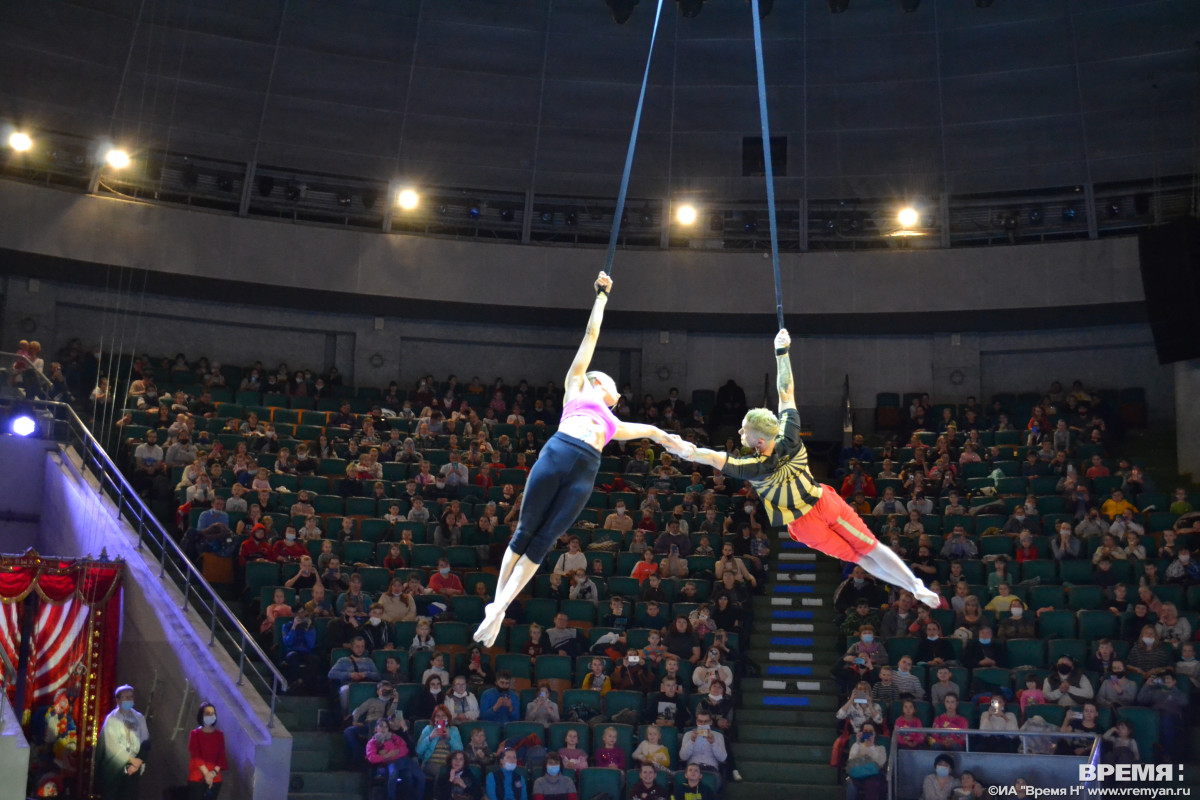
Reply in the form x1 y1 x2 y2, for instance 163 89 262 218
474 271 676 646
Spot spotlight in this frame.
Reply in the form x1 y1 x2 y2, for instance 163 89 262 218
565 211 578 226
742 212 758 234
901 0 920 11
607 0 639 24
499 208 514 222
675 204 697 226
1062 206 1078 222
1028 207 1044 225
362 190 378 210
1107 201 1121 219
8 132 32 152
396 189 419 210
468 205 481 220
828 0 849 12
10 415 35 437
539 211 554 224
104 148 130 169
336 192 352 208
677 0 705 17
182 163 199 188
257 176 275 197
897 207 919 228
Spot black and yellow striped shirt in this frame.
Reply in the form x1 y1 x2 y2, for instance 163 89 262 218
721 408 823 526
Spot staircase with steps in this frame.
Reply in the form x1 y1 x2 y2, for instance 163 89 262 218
279 695 359 800
725 538 846 800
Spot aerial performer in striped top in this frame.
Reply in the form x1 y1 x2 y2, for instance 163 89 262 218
662 328 941 610
473 271 679 647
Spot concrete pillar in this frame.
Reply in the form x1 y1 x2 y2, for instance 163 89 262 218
1175 359 1200 481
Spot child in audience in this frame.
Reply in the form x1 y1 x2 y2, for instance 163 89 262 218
557 728 588 774
642 630 667 667
629 529 649 555
893 699 925 749
630 763 670 800
251 467 272 491
694 536 715 558
632 724 671 772
382 543 406 571
593 726 626 770
1176 642 1199 689
465 726 497 769
422 652 449 686
261 588 293 634
410 617 435 654
1017 673 1045 717
582 657 612 695
315 539 336 570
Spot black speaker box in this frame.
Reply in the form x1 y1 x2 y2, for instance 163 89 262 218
1137 217 1200 364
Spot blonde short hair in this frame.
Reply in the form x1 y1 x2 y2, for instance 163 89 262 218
743 408 780 438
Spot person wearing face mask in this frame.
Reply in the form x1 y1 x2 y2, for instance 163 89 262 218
98 685 150 799
916 622 957 667
361 603 395 652
833 566 887 614
429 559 465 597
187 702 227 799
603 501 635 534
1042 657 1094 706
845 723 887 800
531 752 576 800
485 748 528 800
961 625 1005 670
996 599 1035 642
1096 660 1137 708
1125 625 1174 676
921 755 960 800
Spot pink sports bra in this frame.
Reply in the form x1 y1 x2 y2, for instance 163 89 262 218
559 392 620 445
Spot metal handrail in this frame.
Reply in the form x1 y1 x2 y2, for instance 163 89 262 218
0 350 55 394
0 397 287 726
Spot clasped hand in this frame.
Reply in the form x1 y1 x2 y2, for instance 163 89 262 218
661 434 695 460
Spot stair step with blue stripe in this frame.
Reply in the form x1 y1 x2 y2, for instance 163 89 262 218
765 665 813 676
771 584 815 594
771 609 814 619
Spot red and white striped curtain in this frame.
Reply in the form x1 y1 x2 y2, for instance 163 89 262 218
0 551 123 799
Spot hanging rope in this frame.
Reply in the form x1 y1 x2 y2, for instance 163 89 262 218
750 0 785 330
603 0 666 275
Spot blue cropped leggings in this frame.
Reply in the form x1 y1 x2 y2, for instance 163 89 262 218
508 432 601 564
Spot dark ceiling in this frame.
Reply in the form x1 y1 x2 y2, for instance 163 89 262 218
0 0 1197 200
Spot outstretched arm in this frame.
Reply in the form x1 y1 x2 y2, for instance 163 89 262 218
775 328 796 412
661 437 728 471
612 421 671 446
564 272 613 394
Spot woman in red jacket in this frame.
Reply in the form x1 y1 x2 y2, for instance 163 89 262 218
188 702 228 799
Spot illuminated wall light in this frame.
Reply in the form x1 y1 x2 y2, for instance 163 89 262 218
9 415 35 437
104 149 131 169
8 132 32 152
675 204 697 225
396 189 419 210
897 207 919 228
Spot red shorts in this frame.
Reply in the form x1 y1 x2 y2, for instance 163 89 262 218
786 484 879 562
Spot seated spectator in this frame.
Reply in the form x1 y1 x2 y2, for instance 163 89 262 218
940 527 978 560
673 763 717 800
524 682 559 726
976 696 1018 753
379 579 417 623
581 656 612 695
362 604 395 652
1101 720 1140 765
840 599 881 639
880 592 916 639
428 559 465 597
1003 507 1040 537
444 676 479 725
480 671 520 725
532 752 576 800
346 680 406 766
1096 660 1137 708
836 681 884 740
417 707 463 782
1050 524 1082 561
613 649 657 693
409 616 436 654
1042 656 1093 706
916 622 956 666
833 567 886 612
921 755 961 800
557 728 588 774
1101 490 1136 521
1177 642 1200 690
930 666 963 706
996 599 1035 643
411 674 447 720
962 625 1004 670
553 537 587 575
592 726 626 772
630 763 669 800
365 717 412 800
1091 533 1126 564
835 625 886 694
845 722 886 800
1164 546 1200 585
328 636 381 713
484 748 528 800
872 487 907 517
1154 602 1192 648
279 609 319 690
1056 702 1102 756
1126 625 1174 676
648 676 692 729
679 710 728 786
568 569 599 601
664 616 702 664
893 655 926 700
930 694 968 751
1088 639 1117 675
1137 670 1189 761
546 613 583 659
632 724 671 772
1013 531 1038 562
436 749 481 800
893 699 925 749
